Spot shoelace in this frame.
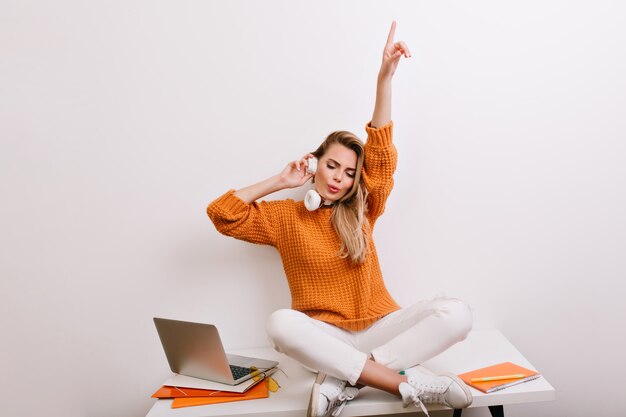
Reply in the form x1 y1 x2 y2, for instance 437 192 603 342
405 386 430 417
406 384 448 417
420 387 445 404
330 389 358 417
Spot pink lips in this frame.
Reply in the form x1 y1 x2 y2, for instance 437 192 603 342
328 185 341 194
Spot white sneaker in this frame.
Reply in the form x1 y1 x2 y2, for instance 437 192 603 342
307 373 359 417
399 369 472 417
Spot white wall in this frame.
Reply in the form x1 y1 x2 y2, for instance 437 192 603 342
2 1 625 416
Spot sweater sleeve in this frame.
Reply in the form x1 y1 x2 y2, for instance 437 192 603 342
206 190 278 246
361 120 397 221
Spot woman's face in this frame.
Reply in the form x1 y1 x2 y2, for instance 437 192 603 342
314 143 358 202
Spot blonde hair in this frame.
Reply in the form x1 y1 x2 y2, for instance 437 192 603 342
312 131 371 264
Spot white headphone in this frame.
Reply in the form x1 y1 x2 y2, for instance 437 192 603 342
304 157 323 211
304 189 322 211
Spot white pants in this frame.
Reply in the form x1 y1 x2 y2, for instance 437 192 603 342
265 297 472 386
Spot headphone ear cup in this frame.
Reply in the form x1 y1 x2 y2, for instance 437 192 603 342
306 157 318 175
304 189 322 211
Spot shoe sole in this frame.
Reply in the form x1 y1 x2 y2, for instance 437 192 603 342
441 372 473 408
306 372 327 417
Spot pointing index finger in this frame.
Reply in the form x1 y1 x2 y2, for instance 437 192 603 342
386 20 396 45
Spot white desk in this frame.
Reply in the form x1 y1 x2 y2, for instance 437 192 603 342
146 329 555 417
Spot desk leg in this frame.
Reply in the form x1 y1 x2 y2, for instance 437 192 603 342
452 406 503 417
488 405 504 417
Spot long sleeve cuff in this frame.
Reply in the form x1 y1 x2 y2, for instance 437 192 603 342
207 189 248 219
365 120 393 147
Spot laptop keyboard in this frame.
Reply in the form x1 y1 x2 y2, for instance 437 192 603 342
230 365 253 380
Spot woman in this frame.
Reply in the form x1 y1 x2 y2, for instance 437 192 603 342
207 21 473 417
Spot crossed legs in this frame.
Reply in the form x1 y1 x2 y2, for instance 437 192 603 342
265 297 473 392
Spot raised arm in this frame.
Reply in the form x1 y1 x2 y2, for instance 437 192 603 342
371 21 411 128
234 155 315 203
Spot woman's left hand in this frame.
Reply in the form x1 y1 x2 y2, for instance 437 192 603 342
379 20 411 79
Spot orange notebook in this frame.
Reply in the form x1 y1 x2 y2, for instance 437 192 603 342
152 386 246 398
458 362 541 393
171 379 269 408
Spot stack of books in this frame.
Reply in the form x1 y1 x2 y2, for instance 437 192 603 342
152 369 279 409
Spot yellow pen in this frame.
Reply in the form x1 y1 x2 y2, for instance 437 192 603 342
471 373 526 382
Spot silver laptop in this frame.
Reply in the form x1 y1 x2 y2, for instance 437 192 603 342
153 317 279 385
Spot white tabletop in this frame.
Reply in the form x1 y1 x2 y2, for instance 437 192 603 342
146 329 555 417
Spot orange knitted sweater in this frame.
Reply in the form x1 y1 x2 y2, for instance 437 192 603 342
207 121 400 331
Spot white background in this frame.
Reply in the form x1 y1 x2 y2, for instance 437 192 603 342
2 1 625 416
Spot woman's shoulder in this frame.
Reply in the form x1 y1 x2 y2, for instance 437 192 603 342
256 197 303 215
258 197 299 207
261 198 333 221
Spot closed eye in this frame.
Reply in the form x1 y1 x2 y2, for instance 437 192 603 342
326 159 356 178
